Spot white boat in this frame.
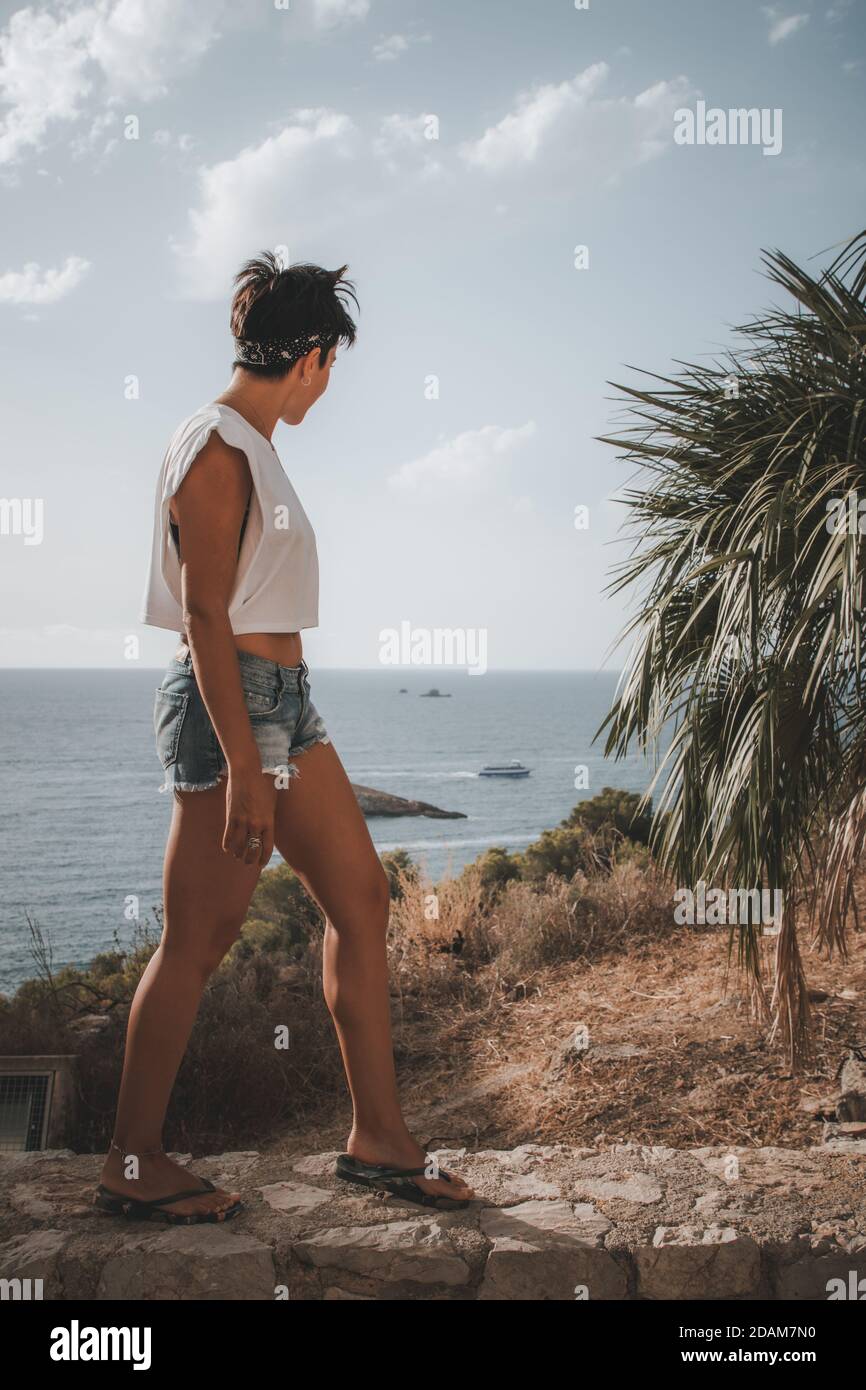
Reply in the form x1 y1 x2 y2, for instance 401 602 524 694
479 760 531 778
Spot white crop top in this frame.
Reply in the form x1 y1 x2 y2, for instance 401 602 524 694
140 403 319 635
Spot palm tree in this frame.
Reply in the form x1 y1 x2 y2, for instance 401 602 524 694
598 231 866 1070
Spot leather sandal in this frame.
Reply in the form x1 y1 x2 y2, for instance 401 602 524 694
335 1152 471 1210
94 1140 243 1225
93 1177 243 1225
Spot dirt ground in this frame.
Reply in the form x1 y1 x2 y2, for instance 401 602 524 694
286 919 866 1159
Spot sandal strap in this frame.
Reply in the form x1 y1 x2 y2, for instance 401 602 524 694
143 1180 216 1207
385 1170 453 1185
339 1155 442 1181
374 1167 430 1180
99 1177 216 1208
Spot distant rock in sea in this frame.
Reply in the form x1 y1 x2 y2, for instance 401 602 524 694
420 688 451 697
351 783 466 820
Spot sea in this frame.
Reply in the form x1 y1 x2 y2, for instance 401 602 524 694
0 668 663 994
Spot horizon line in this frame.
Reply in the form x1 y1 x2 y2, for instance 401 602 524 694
0 665 625 675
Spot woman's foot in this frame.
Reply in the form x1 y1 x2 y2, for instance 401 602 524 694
346 1127 475 1204
98 1148 241 1221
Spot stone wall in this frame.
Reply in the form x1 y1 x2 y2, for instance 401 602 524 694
1 1139 864 1300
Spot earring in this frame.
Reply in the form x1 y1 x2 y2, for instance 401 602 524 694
302 376 311 386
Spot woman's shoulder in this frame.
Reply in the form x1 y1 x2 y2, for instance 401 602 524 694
167 402 256 455
161 404 256 499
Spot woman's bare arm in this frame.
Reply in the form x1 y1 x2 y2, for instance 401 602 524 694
171 434 275 865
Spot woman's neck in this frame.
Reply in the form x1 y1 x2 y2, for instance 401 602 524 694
217 366 311 434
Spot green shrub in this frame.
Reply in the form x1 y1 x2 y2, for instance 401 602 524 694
230 917 294 958
244 862 323 946
381 848 418 900
564 787 653 845
518 826 603 884
464 846 522 902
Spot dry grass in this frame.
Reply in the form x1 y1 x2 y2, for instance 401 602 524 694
374 870 866 1154
2 843 863 1157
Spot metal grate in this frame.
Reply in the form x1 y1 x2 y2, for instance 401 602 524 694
0 1072 52 1152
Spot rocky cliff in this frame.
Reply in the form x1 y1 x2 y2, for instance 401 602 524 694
351 784 466 820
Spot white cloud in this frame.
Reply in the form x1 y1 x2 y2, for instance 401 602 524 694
152 127 195 153
0 0 372 162
375 112 431 150
0 0 225 165
312 0 370 30
461 64 608 171
173 106 448 298
67 108 117 163
388 422 537 494
171 109 360 299
373 33 408 61
373 111 445 178
459 64 694 176
0 256 91 305
171 64 695 300
87 0 224 100
0 6 94 164
372 31 429 62
762 7 810 44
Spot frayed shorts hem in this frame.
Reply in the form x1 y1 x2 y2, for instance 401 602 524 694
154 652 330 795
158 731 330 795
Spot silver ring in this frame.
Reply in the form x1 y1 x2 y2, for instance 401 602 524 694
247 836 263 850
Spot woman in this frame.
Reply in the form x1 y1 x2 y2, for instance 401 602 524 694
96 255 473 1222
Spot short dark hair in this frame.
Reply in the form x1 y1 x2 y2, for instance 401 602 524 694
230 252 358 378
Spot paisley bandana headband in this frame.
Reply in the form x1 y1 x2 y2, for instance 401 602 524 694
233 330 331 368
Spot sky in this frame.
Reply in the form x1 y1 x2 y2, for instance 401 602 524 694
0 0 863 671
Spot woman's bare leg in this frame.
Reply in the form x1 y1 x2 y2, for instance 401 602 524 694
100 777 275 1218
274 739 473 1201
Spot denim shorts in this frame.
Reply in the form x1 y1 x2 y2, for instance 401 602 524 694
153 650 330 794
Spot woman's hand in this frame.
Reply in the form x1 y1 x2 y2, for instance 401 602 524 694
223 768 275 866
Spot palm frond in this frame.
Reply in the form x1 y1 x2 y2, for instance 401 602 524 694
597 231 866 1070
